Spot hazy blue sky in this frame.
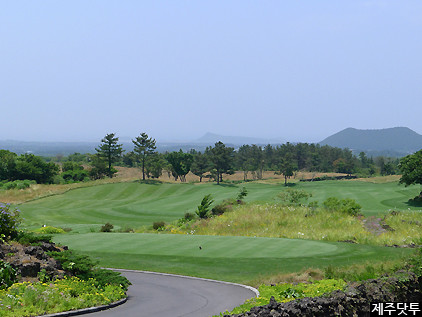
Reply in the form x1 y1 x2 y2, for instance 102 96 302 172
1 1 421 143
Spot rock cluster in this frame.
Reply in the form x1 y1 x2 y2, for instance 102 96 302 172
225 271 422 317
0 241 67 280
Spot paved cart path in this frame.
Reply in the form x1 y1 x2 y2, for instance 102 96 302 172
89 269 257 317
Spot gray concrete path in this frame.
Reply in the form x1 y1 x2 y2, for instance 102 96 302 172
88 270 257 317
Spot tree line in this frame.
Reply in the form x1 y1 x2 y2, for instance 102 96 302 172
92 133 401 185
0 132 405 185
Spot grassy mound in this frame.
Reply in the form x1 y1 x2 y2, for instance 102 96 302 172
179 204 422 246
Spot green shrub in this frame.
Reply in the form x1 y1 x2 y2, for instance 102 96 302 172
90 268 131 291
48 250 131 290
0 180 36 190
48 250 96 278
16 231 52 245
196 194 214 219
153 221 166 231
0 203 21 239
211 199 236 216
33 226 66 234
323 197 362 216
0 260 17 289
277 189 312 206
100 222 114 232
184 212 195 221
222 279 346 315
177 213 196 226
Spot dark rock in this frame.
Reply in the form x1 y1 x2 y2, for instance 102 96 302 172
226 271 422 317
40 242 61 252
20 262 41 277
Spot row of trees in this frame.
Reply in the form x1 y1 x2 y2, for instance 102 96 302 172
0 132 412 186
0 150 59 183
93 133 401 185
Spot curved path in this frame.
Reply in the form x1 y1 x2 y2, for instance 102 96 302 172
89 269 257 317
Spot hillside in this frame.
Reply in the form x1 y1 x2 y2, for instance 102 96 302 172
319 127 422 157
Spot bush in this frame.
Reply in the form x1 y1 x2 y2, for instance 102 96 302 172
323 197 362 216
211 199 236 216
277 189 312 206
90 268 131 291
48 250 96 278
16 231 52 245
0 180 36 190
184 212 195 221
0 260 17 289
0 203 21 239
33 226 66 234
153 221 166 231
100 222 114 232
48 250 131 290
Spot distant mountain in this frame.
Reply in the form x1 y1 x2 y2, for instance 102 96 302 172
0 133 284 157
319 127 422 157
194 132 283 146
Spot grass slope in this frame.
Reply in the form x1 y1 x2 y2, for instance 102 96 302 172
19 181 421 231
53 233 412 284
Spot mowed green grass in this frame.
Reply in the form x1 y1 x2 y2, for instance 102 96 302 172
19 180 420 231
53 233 412 284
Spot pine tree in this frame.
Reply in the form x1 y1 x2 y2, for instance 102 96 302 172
95 133 123 178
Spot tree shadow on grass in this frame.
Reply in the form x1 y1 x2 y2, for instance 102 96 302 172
215 183 237 188
405 197 422 208
135 179 163 185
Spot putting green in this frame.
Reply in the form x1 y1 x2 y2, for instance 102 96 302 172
53 233 339 258
53 233 412 283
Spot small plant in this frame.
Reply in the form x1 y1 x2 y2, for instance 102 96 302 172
153 221 166 231
237 187 248 201
100 222 114 232
37 268 50 283
184 212 195 221
196 194 214 219
0 260 17 289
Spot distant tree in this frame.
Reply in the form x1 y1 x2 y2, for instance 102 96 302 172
237 145 253 181
165 150 193 182
61 161 88 182
274 143 297 186
144 153 165 179
89 153 109 180
132 133 157 180
95 133 123 178
0 150 17 181
14 154 59 183
122 151 138 167
190 152 209 182
67 152 90 163
205 142 234 185
399 149 422 200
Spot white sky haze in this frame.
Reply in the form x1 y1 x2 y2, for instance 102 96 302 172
1 1 421 143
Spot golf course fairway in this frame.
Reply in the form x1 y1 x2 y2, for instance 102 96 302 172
19 180 421 231
53 233 412 284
